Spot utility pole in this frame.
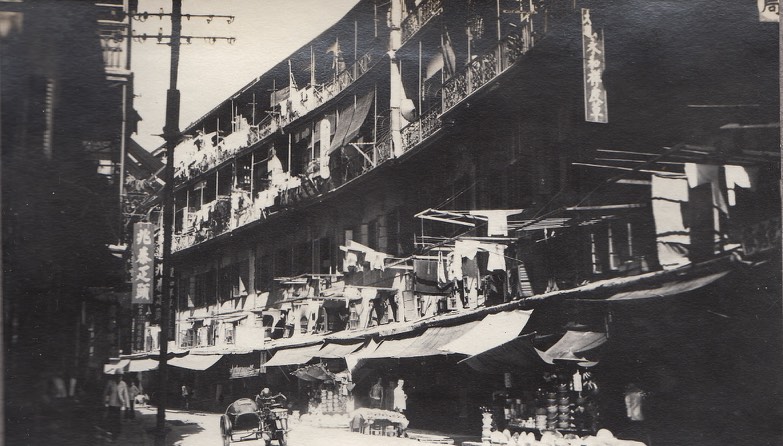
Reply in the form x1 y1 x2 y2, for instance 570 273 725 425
127 1 234 440
156 0 181 435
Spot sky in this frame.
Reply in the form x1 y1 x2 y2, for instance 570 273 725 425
131 0 360 152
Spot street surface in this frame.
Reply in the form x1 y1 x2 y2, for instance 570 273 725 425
105 406 452 446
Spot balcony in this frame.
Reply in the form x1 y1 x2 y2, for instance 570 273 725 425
401 0 443 46
442 24 536 113
400 104 442 154
278 50 377 130
173 50 378 187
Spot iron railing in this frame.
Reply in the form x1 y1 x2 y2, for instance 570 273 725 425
401 0 443 45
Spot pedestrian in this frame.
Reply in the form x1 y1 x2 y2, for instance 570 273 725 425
182 383 190 410
103 374 124 440
117 375 130 419
393 379 407 413
369 378 383 409
127 380 141 419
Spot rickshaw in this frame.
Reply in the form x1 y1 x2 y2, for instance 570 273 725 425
219 397 289 446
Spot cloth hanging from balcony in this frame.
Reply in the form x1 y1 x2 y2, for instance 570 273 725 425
469 210 523 236
441 30 457 79
651 174 690 269
724 164 758 206
327 91 375 155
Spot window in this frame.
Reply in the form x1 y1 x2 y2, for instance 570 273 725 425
217 164 233 197
224 325 235 344
203 172 217 204
177 274 191 310
255 253 272 293
237 153 252 191
367 219 379 251
194 269 217 307
180 329 195 348
252 147 269 195
237 260 250 297
386 210 400 256
275 248 292 278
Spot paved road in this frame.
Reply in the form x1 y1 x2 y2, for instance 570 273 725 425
123 406 443 446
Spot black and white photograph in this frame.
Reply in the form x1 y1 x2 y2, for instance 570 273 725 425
2 1 781 445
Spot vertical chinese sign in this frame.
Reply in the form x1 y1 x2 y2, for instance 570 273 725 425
582 8 608 123
132 222 155 304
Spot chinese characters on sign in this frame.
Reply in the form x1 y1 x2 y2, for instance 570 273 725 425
758 0 780 22
132 222 155 304
582 8 608 123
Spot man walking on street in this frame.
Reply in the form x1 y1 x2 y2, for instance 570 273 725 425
103 374 126 440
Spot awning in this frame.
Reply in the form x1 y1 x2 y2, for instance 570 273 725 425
606 270 730 301
327 91 375 155
103 359 130 375
168 354 224 371
218 314 248 323
263 343 323 367
315 341 364 359
363 321 480 359
127 358 159 373
538 331 607 364
440 310 533 356
292 363 335 382
459 335 544 374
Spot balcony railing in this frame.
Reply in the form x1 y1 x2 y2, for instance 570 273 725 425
442 24 535 113
400 104 442 153
279 50 376 130
401 0 443 45
173 50 377 187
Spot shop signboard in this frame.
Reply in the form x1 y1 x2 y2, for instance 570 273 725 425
582 8 608 123
132 222 155 304
230 364 261 379
133 305 146 352
741 217 781 257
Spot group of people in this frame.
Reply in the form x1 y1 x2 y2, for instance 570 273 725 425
369 378 407 413
102 374 146 440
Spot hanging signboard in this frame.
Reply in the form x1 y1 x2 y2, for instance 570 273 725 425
132 222 155 304
582 9 608 123
758 0 780 22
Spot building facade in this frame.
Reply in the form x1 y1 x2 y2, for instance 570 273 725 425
134 1 779 444
2 0 141 442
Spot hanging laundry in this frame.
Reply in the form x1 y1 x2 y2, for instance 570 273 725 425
651 174 691 269
724 165 759 206
684 163 720 188
437 251 449 286
480 243 507 271
343 251 359 272
447 252 463 281
469 210 523 236
454 239 481 260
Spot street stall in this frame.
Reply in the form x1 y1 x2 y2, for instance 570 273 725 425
348 407 409 436
293 364 356 429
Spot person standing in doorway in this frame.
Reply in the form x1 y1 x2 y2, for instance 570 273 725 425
393 379 407 413
182 383 191 410
369 378 384 409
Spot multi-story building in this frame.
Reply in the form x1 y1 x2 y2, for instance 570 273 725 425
136 0 779 443
2 0 143 442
